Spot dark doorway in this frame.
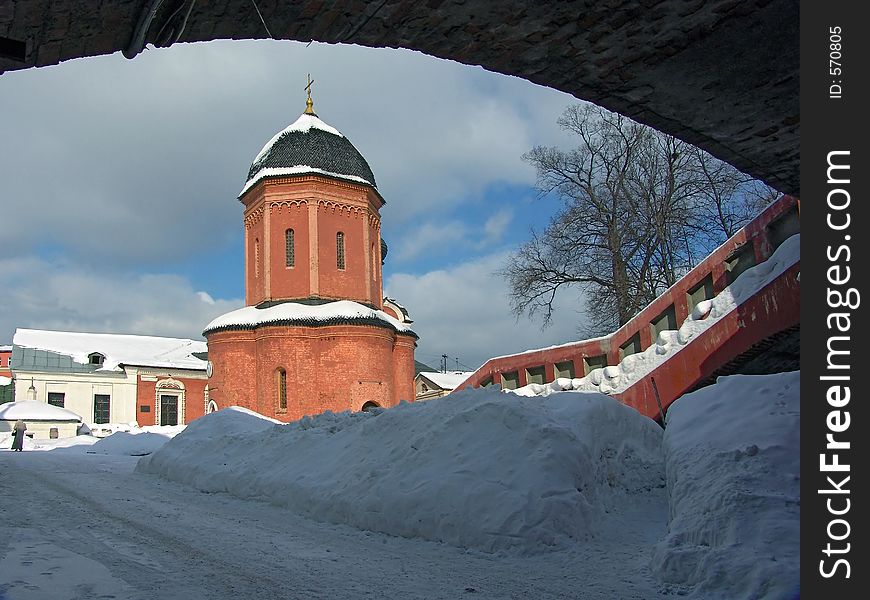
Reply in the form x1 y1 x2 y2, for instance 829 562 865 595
93 394 110 424
160 394 178 426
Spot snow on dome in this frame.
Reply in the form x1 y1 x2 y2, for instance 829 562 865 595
203 300 416 336
0 400 82 422
241 111 376 198
12 329 208 372
251 113 343 165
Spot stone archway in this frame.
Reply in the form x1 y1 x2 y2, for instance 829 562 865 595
0 0 799 194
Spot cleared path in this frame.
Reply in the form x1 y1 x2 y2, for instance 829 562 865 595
0 449 669 599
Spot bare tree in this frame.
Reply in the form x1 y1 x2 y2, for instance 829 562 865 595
502 104 777 336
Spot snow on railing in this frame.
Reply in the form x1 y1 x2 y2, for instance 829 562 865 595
509 234 800 399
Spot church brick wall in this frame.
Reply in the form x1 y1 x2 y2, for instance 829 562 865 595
267 201 311 300
206 323 415 421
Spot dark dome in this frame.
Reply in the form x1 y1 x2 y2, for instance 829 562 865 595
240 112 376 197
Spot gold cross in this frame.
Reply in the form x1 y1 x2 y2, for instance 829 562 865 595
304 74 315 114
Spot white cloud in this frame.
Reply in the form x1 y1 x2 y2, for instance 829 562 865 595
0 257 243 343
385 252 588 370
482 208 514 244
393 221 469 262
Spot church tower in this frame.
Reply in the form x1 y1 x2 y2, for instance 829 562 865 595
203 83 417 420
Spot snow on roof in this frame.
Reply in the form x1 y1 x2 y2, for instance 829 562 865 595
12 329 208 373
239 165 374 198
418 371 473 390
510 233 800 398
251 113 343 166
0 345 12 352
203 300 416 336
0 375 11 386
0 400 82 422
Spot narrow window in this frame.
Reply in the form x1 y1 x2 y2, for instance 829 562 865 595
255 238 260 278
336 232 346 270
285 229 295 267
277 368 287 411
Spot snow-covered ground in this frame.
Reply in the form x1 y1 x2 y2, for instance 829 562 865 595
1 373 799 599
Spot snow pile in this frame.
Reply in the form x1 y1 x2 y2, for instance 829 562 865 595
87 427 185 456
511 234 800 398
12 329 207 372
203 299 416 336
651 372 800 598
0 400 82 422
138 389 664 554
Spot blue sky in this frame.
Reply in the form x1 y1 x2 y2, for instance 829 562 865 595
1 39 591 369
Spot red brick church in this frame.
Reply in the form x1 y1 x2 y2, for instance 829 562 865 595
204 86 417 420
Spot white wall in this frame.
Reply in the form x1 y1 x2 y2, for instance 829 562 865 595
13 369 139 425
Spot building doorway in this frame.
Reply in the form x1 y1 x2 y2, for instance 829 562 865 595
160 394 178 426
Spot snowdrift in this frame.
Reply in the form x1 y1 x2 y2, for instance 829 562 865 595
137 389 664 554
651 371 800 599
86 431 176 456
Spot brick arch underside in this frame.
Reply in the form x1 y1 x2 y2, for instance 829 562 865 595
0 0 799 195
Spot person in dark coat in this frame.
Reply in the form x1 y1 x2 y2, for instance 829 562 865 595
11 419 26 451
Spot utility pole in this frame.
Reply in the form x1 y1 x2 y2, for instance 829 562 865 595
441 354 448 373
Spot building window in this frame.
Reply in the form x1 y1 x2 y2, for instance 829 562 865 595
88 352 105 366
650 304 678 341
94 394 110 424
619 333 642 360
525 365 546 385
766 206 800 252
725 244 756 285
285 229 295 267
554 360 575 379
336 232 346 270
687 274 714 312
255 238 260 278
479 376 493 388
583 354 608 375
48 392 65 408
501 371 519 390
277 368 287 411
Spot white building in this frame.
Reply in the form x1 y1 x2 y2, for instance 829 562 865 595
10 329 208 429
415 371 473 401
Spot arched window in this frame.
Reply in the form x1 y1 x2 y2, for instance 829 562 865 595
277 368 287 411
255 238 260 278
285 229 295 267
336 232 346 270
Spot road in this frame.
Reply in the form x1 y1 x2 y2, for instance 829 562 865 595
0 448 669 599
